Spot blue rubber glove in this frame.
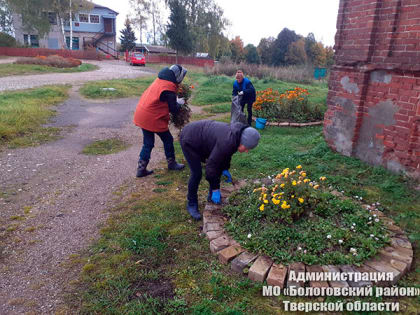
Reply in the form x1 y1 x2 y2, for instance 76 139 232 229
211 189 221 204
222 170 232 183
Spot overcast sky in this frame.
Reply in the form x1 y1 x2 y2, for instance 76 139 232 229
93 0 340 47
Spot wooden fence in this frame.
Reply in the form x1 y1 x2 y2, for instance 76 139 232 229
0 47 102 60
145 54 214 67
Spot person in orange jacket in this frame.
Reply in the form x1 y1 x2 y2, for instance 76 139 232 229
133 64 187 177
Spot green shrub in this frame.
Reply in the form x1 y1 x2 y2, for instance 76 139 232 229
0 32 16 47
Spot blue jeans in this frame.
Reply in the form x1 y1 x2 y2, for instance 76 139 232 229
139 129 175 162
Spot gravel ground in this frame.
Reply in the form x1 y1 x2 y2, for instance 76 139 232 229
0 83 183 313
0 59 155 91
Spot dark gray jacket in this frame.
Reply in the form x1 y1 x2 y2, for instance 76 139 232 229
180 120 248 190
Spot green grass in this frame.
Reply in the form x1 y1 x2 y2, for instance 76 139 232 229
79 76 155 99
65 69 419 313
203 103 231 114
82 138 130 155
191 74 328 109
0 85 70 148
0 63 98 77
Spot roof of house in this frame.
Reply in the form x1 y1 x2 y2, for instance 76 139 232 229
135 44 176 54
93 3 119 15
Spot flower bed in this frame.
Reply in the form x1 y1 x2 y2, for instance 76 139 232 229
15 55 82 68
253 87 324 123
221 166 390 266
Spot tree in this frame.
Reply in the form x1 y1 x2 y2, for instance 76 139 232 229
271 28 299 66
304 32 317 64
166 0 193 61
129 0 150 44
285 38 307 65
165 0 229 55
0 0 13 34
311 42 327 67
230 35 244 63
119 17 137 51
257 37 275 65
325 46 335 67
6 0 52 38
7 0 92 48
244 44 260 64
148 0 164 45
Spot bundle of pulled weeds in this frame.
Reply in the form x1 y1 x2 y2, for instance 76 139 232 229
171 83 192 129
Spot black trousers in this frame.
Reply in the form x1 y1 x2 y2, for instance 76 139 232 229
241 101 253 126
180 138 202 205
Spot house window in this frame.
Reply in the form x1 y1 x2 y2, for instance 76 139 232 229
30 35 39 47
48 12 57 25
24 34 39 47
79 13 89 23
90 15 100 23
66 36 79 50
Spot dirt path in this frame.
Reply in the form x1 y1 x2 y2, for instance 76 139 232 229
0 86 179 314
0 59 155 92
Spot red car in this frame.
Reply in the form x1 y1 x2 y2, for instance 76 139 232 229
130 52 146 66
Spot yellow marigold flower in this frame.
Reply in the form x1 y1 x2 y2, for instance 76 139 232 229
298 198 304 203
304 179 310 183
320 176 327 181
297 180 302 185
259 204 265 211
264 199 268 204
309 183 313 187
276 174 283 179
313 185 320 190
296 165 302 169
279 192 284 195
292 181 297 186
284 174 288 179
263 194 267 199
272 198 280 205
291 195 295 198
280 183 285 188
283 168 289 173
301 172 306 177
281 202 291 209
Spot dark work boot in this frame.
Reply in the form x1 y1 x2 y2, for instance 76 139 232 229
187 202 201 221
167 157 185 171
136 159 154 178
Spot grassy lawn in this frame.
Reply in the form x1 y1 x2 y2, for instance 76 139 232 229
0 63 98 77
0 85 70 148
82 138 130 155
79 77 155 99
65 70 420 314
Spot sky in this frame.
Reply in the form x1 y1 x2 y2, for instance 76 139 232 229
93 0 340 47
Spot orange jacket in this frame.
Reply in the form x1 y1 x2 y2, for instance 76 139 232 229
133 78 178 132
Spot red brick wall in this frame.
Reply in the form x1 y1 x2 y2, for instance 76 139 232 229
324 0 420 178
0 47 102 60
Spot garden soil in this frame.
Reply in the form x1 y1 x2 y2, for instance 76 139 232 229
0 84 180 314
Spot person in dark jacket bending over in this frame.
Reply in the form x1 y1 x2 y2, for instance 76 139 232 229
180 120 261 220
133 65 187 177
232 69 256 126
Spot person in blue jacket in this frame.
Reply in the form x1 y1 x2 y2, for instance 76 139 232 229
232 69 256 126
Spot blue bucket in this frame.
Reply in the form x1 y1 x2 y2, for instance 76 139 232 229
255 118 267 130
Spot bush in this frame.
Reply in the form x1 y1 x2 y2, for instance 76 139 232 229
0 32 16 47
222 166 390 265
206 60 314 84
253 87 323 122
15 55 83 68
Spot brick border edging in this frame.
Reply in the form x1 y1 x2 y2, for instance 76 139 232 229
203 182 413 288
252 118 323 128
